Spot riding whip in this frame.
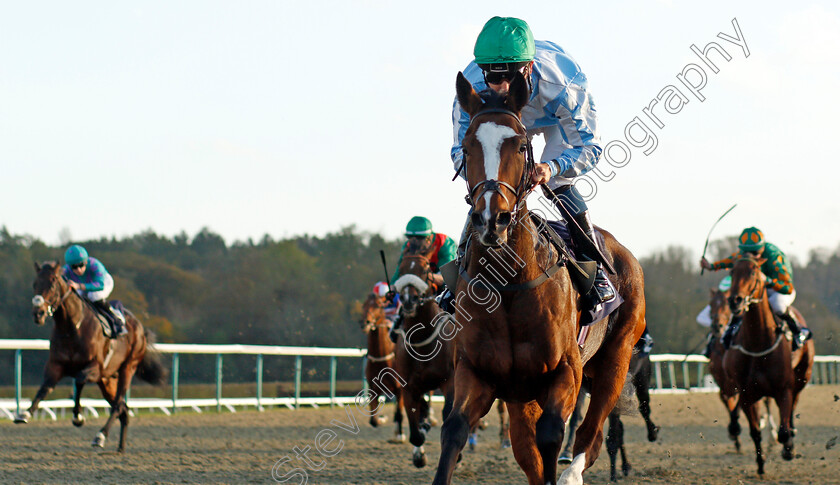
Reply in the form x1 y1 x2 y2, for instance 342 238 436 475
700 203 737 275
379 250 394 293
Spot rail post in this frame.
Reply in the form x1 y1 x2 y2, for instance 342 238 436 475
15 349 22 415
215 353 223 413
294 355 302 409
329 356 337 408
654 362 663 391
256 354 264 411
171 353 179 414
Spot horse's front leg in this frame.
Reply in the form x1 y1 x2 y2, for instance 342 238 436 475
432 364 495 485
774 388 795 461
559 388 586 464
15 362 63 423
403 389 430 467
391 386 406 443
537 360 580 485
565 347 633 484
72 364 101 427
742 398 766 475
726 396 742 452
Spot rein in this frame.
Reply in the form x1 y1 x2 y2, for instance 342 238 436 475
33 278 81 329
730 333 784 358
730 258 765 315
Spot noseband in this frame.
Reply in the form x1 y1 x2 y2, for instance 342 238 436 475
463 108 536 217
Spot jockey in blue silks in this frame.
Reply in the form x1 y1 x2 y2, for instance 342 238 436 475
450 16 615 308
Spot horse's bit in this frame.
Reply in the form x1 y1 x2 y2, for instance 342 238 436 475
32 277 74 318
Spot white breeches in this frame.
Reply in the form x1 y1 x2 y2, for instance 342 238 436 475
768 289 795 314
84 273 114 303
696 305 712 327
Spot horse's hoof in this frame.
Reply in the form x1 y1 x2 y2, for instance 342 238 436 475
558 454 586 485
501 438 511 449
558 452 573 464
412 449 427 468
388 434 406 444
648 426 660 442
782 446 794 461
13 411 31 424
427 416 439 427
72 414 85 427
92 432 106 448
478 418 489 430
623 463 632 476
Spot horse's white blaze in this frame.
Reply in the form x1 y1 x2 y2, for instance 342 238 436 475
558 453 586 485
476 122 517 223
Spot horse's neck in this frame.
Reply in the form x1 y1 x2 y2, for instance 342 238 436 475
53 292 88 338
468 211 546 283
367 318 393 357
742 291 776 344
405 301 443 339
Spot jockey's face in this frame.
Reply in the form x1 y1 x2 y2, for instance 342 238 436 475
71 262 86 276
486 62 533 94
407 235 433 254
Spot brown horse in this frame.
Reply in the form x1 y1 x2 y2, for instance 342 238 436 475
392 253 456 468
722 256 814 475
707 287 776 452
359 291 405 442
433 73 646 485
15 261 166 452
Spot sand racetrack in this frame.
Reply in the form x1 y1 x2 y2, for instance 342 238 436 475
2 385 839 484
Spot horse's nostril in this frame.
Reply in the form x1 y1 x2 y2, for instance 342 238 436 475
496 211 512 227
471 211 485 227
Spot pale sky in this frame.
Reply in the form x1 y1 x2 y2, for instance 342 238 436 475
2 1 838 263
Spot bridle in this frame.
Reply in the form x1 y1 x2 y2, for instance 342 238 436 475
361 296 390 334
32 275 77 325
728 258 765 316
396 254 437 316
461 108 536 221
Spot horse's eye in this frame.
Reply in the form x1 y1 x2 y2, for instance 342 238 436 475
519 144 527 153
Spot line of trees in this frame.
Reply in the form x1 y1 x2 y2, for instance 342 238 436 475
1 225 838 385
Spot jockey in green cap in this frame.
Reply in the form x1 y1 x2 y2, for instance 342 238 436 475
700 227 812 350
451 16 616 309
388 216 456 342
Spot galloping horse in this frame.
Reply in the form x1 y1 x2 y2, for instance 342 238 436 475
707 287 775 452
359 292 405 442
392 253 456 467
16 262 166 452
723 255 814 475
433 73 646 485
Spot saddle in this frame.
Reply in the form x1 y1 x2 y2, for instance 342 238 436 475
84 299 127 338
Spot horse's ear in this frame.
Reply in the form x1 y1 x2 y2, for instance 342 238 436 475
456 72 484 117
709 288 716 297
756 257 768 267
34 261 41 273
505 71 529 113
53 263 62 275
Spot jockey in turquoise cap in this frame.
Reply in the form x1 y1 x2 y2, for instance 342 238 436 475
63 244 127 337
388 216 456 342
700 227 812 350
451 16 616 309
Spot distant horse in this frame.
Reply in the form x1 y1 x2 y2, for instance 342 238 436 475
359 292 405 442
433 72 647 485
392 253 456 468
723 256 814 475
16 262 166 452
559 347 658 482
707 287 775 452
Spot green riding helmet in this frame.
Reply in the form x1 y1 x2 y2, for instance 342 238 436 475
474 16 536 66
405 216 433 236
738 227 765 252
718 275 732 292
64 244 89 266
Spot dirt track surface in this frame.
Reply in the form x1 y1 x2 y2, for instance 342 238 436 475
2 386 840 484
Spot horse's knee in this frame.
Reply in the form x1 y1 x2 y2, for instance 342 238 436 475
440 412 470 448
536 411 565 451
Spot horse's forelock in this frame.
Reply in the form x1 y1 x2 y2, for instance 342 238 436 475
394 274 428 294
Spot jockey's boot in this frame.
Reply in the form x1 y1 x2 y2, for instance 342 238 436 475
702 332 714 358
779 309 811 350
94 300 127 338
388 314 403 344
720 315 743 350
569 211 616 307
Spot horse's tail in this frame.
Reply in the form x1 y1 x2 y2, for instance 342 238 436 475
615 372 639 416
138 328 168 386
